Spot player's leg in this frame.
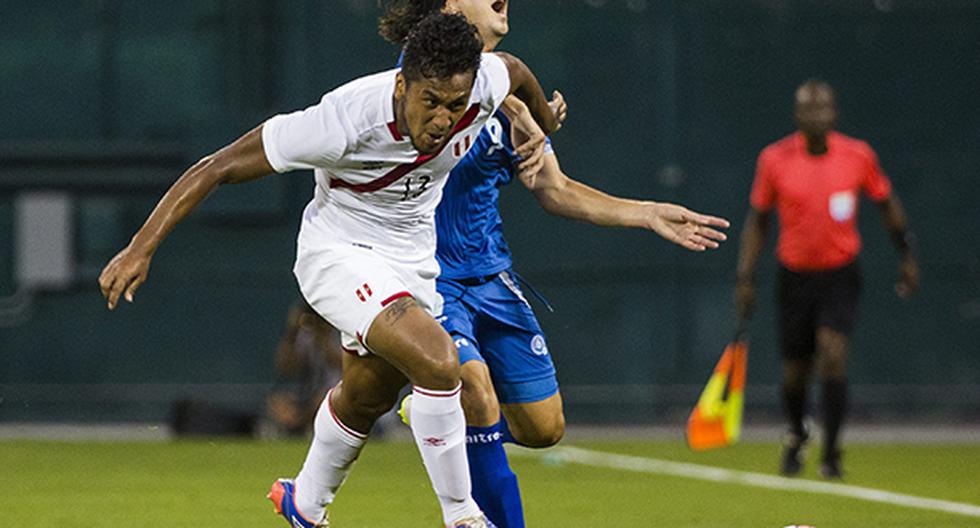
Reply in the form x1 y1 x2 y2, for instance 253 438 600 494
405 280 567 444
432 280 525 528
461 360 501 425
399 347 525 528
285 352 407 525
814 261 861 479
365 295 485 525
777 266 818 476
288 243 485 527
329 350 407 432
499 393 564 447
272 243 412 527
458 359 525 528
480 271 563 448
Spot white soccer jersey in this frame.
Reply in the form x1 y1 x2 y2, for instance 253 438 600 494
262 53 511 261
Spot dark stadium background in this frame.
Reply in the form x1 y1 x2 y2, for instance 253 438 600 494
1 0 977 426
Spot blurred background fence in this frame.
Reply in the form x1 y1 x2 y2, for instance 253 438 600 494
1 0 978 424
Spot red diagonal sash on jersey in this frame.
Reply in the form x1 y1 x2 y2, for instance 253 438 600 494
330 103 480 193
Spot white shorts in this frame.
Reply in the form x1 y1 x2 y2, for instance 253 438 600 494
293 210 442 356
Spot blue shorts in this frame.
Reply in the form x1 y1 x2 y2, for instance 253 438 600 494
436 270 558 404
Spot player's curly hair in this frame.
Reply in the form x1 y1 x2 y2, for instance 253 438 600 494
378 0 446 44
401 12 483 83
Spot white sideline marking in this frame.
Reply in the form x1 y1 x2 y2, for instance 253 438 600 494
512 445 980 518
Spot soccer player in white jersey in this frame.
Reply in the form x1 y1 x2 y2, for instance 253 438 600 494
98 13 559 528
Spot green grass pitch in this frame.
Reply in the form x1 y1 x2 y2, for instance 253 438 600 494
2 438 977 527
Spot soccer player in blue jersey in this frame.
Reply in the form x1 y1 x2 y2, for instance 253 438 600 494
380 2 730 526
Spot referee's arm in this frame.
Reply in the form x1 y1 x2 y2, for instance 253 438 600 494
876 194 919 298
734 207 772 319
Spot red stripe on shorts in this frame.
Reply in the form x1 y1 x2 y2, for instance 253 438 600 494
381 291 413 307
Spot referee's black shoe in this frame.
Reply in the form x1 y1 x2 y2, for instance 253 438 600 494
780 429 809 477
820 450 844 480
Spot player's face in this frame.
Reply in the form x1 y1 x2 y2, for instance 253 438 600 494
794 87 837 139
395 71 476 155
443 0 509 51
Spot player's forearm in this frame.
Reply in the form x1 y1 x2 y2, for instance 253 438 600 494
497 52 558 134
127 157 226 256
129 126 273 256
534 171 647 228
736 209 770 281
499 95 529 122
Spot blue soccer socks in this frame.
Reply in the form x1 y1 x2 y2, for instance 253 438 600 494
466 422 525 528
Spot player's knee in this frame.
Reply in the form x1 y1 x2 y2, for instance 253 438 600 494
536 416 566 447
460 381 500 425
514 413 565 448
410 340 461 390
520 428 564 448
352 390 400 420
334 383 399 422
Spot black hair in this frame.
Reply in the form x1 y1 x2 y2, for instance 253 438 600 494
378 0 446 44
401 12 483 82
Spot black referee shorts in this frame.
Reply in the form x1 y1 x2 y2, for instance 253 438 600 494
777 260 861 359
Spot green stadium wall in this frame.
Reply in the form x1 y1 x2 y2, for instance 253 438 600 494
1 1 977 423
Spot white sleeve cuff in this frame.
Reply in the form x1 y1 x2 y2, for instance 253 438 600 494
261 115 290 174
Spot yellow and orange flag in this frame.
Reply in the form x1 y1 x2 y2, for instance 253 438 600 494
686 336 748 450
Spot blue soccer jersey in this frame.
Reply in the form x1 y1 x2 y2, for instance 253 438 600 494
435 111 558 404
436 111 520 279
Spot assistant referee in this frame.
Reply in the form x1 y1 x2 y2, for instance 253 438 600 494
734 80 919 479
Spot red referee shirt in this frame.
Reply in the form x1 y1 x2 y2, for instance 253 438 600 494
750 131 892 272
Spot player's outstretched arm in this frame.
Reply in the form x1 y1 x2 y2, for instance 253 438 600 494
495 51 560 135
521 153 728 250
98 125 275 310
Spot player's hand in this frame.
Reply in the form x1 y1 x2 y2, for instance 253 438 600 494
734 279 756 320
645 202 729 252
510 113 547 186
896 255 919 298
549 90 567 129
98 245 153 310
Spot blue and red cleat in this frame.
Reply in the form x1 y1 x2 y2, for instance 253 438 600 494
267 478 329 528
268 476 494 528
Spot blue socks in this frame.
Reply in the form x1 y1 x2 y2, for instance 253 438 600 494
466 422 525 528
